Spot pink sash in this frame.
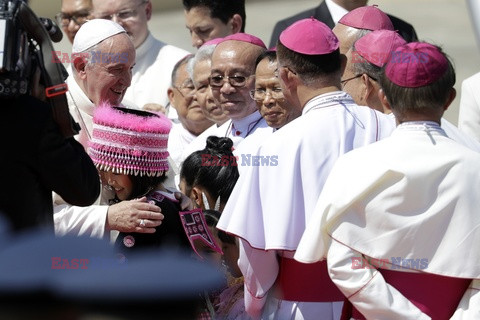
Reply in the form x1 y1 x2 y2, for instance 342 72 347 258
273 257 344 302
343 269 471 319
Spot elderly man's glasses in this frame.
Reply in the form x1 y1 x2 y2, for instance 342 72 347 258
55 11 90 27
96 0 148 21
249 88 284 102
340 74 362 87
209 75 254 88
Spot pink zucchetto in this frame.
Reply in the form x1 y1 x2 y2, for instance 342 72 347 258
73 19 126 53
279 18 339 55
89 104 171 177
385 42 449 88
338 5 394 31
221 33 267 49
354 30 407 67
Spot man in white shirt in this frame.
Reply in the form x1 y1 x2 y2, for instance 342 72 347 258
217 18 395 319
181 33 272 160
167 55 214 170
92 0 190 118
296 42 480 320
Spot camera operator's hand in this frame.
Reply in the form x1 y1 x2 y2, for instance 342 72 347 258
31 66 46 102
106 197 164 233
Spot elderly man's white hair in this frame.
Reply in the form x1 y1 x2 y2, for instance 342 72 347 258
187 44 217 79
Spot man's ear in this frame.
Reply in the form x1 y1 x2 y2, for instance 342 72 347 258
230 14 243 33
72 56 87 79
443 87 456 112
167 88 176 110
144 0 153 21
378 88 392 114
190 187 203 208
362 74 380 102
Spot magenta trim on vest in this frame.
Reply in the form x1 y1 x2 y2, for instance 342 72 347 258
273 257 344 302
345 269 471 319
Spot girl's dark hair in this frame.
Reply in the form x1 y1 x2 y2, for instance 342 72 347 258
181 136 239 206
128 173 167 200
203 209 236 245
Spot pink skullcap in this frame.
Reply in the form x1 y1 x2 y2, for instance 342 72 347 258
279 17 339 55
202 37 223 47
385 42 449 88
339 5 394 31
89 104 172 177
354 30 406 67
221 33 267 49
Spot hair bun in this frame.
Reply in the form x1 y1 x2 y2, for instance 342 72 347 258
205 136 234 154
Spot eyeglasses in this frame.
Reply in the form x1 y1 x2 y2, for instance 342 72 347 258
55 11 90 27
340 74 362 87
249 88 284 102
95 0 147 21
208 75 254 88
173 81 196 98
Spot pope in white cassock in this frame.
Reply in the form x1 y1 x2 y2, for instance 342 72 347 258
295 42 480 319
217 18 396 320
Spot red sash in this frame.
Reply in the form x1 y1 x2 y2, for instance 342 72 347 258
343 269 471 320
273 257 344 302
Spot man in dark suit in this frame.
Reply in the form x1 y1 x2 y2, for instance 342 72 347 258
269 0 417 48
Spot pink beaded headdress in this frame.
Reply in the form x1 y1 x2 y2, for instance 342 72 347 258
89 104 171 177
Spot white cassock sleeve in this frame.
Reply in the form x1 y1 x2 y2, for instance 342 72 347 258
458 75 480 142
239 239 279 320
54 203 108 239
451 279 480 319
327 239 430 320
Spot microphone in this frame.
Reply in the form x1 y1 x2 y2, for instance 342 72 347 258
39 17 63 43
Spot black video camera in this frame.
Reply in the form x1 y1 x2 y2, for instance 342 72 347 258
0 0 79 138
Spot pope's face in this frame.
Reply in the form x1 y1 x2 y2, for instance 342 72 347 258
81 33 136 106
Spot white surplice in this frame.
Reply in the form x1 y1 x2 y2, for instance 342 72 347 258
295 122 480 319
217 91 396 319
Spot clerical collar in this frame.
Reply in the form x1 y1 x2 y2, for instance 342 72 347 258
396 121 447 136
227 111 264 137
135 32 158 61
303 91 354 115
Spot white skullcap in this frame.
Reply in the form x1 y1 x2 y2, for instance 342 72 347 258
72 19 126 53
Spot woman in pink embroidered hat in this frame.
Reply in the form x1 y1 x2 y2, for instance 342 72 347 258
89 105 190 253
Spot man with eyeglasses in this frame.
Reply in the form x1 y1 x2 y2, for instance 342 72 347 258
92 0 189 118
182 33 272 160
167 55 214 170
56 0 93 43
347 30 480 151
217 18 396 320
